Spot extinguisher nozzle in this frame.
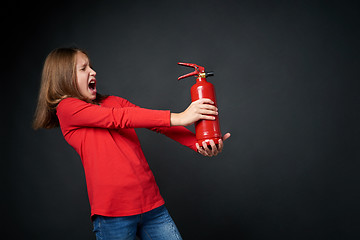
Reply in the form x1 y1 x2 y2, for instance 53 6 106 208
206 72 214 77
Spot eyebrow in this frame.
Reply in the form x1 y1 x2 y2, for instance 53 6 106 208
78 61 88 68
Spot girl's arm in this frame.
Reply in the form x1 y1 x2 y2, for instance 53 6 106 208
149 126 231 156
56 97 171 130
111 96 218 128
148 125 198 151
56 97 217 131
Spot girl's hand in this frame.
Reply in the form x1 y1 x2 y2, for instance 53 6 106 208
196 132 231 157
170 99 218 126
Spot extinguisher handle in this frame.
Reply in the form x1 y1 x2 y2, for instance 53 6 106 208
178 62 199 68
178 71 198 80
178 62 206 80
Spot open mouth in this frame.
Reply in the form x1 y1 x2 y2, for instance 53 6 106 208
88 79 97 92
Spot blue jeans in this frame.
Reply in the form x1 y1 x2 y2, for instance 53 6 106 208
92 205 183 240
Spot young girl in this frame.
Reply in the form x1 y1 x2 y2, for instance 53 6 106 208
33 47 230 240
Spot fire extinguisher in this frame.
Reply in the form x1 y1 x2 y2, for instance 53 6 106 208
178 62 222 147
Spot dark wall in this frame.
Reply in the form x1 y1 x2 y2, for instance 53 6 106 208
4 0 360 239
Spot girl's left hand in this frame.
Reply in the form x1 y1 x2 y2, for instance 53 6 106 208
196 132 231 157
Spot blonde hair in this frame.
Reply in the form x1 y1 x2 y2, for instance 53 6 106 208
33 47 105 130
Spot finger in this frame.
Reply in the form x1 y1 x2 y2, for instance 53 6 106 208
199 104 217 110
196 143 200 151
199 108 218 116
196 98 215 105
199 115 216 121
199 148 208 156
218 139 224 152
196 143 207 156
196 143 204 153
222 133 231 141
209 140 218 156
202 141 212 156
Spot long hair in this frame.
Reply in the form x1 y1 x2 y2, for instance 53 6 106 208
33 47 106 130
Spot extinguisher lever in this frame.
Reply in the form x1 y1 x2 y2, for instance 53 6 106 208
178 62 199 68
177 62 205 80
178 71 198 80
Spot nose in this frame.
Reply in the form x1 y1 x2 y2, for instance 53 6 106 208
90 68 96 76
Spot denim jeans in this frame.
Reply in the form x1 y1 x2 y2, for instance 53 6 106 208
92 205 183 240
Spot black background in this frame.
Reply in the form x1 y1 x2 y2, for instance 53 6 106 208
3 0 360 239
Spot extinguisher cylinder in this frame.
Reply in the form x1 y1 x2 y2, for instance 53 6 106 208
191 77 222 146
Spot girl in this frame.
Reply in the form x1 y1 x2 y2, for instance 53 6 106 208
33 47 230 240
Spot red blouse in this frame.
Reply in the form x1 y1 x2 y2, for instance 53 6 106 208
56 96 197 218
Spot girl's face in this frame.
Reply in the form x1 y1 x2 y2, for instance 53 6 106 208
75 51 97 100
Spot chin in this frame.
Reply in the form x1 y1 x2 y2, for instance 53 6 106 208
89 95 97 100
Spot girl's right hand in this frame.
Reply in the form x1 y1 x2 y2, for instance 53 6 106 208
170 98 218 126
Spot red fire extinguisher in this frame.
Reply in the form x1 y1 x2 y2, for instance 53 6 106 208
178 62 222 147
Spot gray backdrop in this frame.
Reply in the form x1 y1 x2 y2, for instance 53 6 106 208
4 0 360 239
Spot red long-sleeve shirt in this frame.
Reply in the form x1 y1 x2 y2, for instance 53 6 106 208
56 96 197 218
